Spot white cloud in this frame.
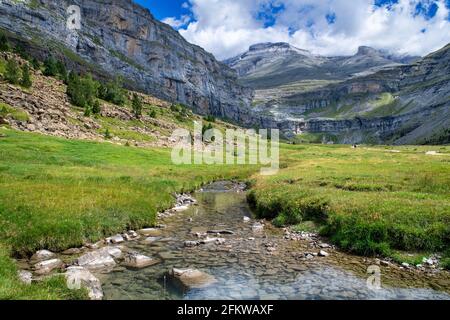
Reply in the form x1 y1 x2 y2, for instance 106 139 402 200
172 0 450 59
162 15 191 28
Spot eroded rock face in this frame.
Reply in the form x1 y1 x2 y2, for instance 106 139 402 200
169 268 217 290
65 266 103 300
0 0 253 122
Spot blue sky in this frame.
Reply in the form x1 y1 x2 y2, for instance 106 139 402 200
133 0 450 59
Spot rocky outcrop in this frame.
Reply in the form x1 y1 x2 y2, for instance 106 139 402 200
0 0 253 121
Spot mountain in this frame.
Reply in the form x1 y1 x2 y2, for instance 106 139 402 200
254 44 450 145
225 42 418 89
0 0 253 122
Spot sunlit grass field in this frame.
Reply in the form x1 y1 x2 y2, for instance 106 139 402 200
0 127 449 299
250 143 450 257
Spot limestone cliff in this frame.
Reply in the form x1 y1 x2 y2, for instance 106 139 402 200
0 0 253 121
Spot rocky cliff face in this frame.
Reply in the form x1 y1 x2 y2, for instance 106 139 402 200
0 0 253 121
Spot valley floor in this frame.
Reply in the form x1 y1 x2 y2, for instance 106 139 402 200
0 128 449 299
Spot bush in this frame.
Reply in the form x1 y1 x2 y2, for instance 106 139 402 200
98 77 126 106
148 109 157 118
56 60 67 82
91 99 101 115
104 128 112 139
43 56 58 77
0 33 10 52
4 59 20 85
30 58 40 70
20 64 32 88
131 93 142 119
67 72 99 110
13 44 29 60
204 115 216 122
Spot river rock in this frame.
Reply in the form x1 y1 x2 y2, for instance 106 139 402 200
143 237 161 244
62 248 82 255
34 258 63 275
319 250 329 257
65 266 103 300
123 252 160 269
184 241 199 247
76 247 121 270
207 230 235 235
174 206 189 212
31 250 55 262
252 223 264 232
138 228 162 237
200 237 226 245
243 216 251 223
169 268 217 290
319 243 331 249
18 270 33 284
107 234 124 244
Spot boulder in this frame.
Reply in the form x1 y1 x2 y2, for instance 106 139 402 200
107 234 124 244
76 247 121 270
252 223 264 232
62 248 82 255
123 252 160 269
200 237 226 245
318 250 329 257
31 249 55 262
169 268 217 290
138 228 162 237
243 216 251 223
173 206 189 212
184 241 199 247
18 270 33 284
65 266 103 300
142 237 161 244
207 230 235 235
34 258 63 275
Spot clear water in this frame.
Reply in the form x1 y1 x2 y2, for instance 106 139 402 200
100 182 450 300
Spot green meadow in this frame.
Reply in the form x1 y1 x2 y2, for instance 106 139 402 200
0 127 449 299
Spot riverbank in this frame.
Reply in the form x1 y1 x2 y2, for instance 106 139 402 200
0 128 258 299
0 128 449 299
249 144 450 268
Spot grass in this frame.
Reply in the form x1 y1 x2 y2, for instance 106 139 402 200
0 102 30 122
0 128 258 299
249 143 450 257
0 127 449 298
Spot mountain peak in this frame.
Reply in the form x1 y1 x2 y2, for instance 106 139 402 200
248 42 312 55
356 46 380 56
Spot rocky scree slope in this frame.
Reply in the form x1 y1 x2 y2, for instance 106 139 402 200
0 0 254 124
0 53 240 148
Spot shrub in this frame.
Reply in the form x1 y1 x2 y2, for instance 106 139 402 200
98 77 126 105
148 109 157 118
67 72 99 110
4 59 20 85
56 60 67 82
204 115 216 122
13 44 29 60
104 128 112 139
91 99 101 115
131 93 142 119
0 32 10 52
30 58 40 70
43 56 58 77
20 64 32 88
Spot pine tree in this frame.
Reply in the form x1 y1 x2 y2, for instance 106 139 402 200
4 59 20 85
20 64 32 88
0 33 10 52
131 93 142 118
31 58 40 70
92 99 101 114
56 60 67 82
43 56 58 76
